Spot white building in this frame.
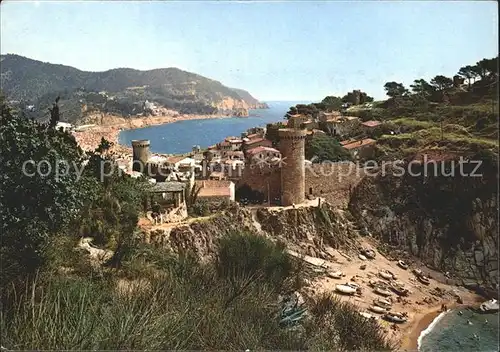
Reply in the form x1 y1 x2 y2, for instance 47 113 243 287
55 122 73 132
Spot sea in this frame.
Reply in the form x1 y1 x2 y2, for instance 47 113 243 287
118 101 309 154
418 308 499 352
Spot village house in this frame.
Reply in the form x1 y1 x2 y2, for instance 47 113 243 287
224 137 244 151
242 137 273 153
319 112 360 136
246 146 281 165
55 121 73 132
165 155 186 169
195 180 235 202
341 138 376 160
205 149 222 161
217 140 232 151
222 150 244 160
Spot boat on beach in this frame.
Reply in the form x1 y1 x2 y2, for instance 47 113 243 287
379 270 394 280
390 282 409 296
328 271 344 279
383 312 408 324
335 284 357 295
417 275 431 285
479 299 499 313
369 305 387 314
359 311 378 320
397 260 409 270
374 286 392 297
373 298 392 309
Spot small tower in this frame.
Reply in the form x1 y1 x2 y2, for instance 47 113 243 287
131 139 151 172
278 128 307 206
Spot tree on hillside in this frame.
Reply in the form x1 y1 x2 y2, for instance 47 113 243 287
0 96 89 290
458 65 479 88
473 57 498 83
430 75 454 91
410 79 434 98
321 96 343 111
305 134 352 163
285 103 319 119
48 96 61 128
383 82 408 98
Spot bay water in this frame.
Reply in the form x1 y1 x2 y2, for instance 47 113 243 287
419 308 499 352
119 101 307 154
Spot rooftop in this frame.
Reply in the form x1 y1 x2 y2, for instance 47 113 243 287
342 138 376 150
245 137 267 145
246 133 260 140
246 146 280 155
149 181 186 193
195 180 232 188
361 120 382 128
166 156 185 164
196 180 233 198
149 155 168 164
218 141 232 147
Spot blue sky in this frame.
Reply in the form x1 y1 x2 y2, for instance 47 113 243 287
1 1 497 101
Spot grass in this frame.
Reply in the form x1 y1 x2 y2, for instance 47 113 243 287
1 231 394 351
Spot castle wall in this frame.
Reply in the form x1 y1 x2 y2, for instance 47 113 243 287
236 165 281 202
279 129 307 206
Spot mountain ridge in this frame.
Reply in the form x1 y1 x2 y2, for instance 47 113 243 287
0 54 268 123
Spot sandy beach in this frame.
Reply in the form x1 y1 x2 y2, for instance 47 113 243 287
299 236 483 351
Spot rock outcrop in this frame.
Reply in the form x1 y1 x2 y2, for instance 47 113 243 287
142 202 359 261
348 158 498 297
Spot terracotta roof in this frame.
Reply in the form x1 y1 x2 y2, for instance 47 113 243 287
198 187 231 198
246 146 280 156
340 139 356 145
218 141 231 147
361 120 382 128
246 133 260 140
245 138 273 146
166 156 185 164
342 139 376 150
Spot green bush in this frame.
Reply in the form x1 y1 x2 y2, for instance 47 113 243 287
216 231 293 289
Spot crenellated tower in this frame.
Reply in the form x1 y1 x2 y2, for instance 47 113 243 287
278 128 307 206
131 139 151 172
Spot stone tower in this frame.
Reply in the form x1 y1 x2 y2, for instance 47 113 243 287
131 139 151 172
278 128 307 206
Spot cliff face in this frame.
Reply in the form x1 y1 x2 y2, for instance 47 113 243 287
348 159 498 296
214 97 250 116
142 203 359 260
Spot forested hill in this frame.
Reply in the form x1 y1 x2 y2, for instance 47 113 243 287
0 54 267 122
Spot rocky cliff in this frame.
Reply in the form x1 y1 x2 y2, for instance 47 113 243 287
348 156 498 297
142 202 360 260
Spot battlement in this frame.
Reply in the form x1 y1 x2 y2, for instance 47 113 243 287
131 139 151 148
278 128 307 140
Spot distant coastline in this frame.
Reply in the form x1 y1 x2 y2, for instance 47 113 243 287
72 112 235 154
